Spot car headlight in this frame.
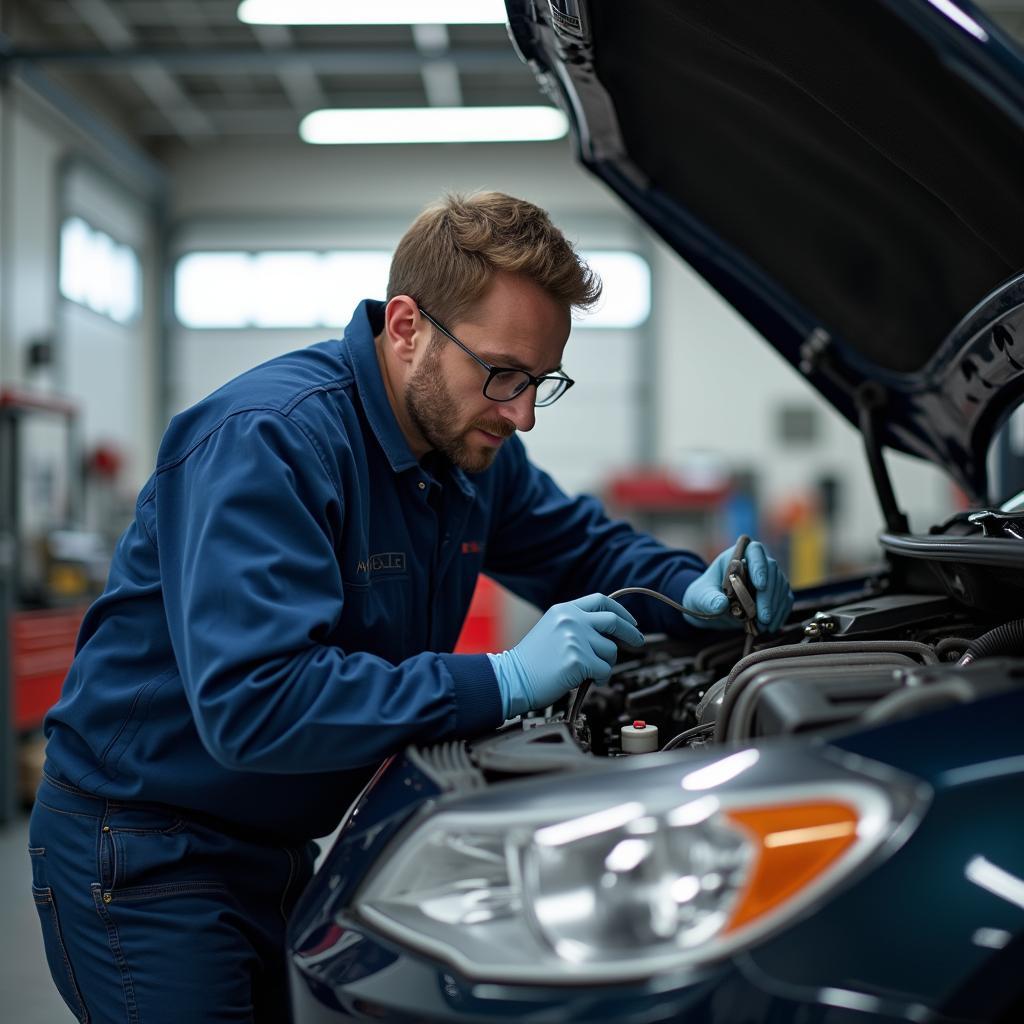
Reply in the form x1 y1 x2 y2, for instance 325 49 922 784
355 748 918 983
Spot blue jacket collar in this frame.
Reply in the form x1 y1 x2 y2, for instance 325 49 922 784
343 299 476 499
344 299 419 474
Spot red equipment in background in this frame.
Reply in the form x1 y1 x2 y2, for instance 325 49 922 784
454 575 503 654
1 390 94 819
10 607 82 732
604 466 733 558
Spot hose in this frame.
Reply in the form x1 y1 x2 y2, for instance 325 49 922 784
958 619 1024 666
722 638 937 691
934 636 973 662
661 722 715 751
725 656 918 740
713 639 938 742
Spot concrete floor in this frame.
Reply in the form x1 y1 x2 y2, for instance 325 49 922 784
0 811 75 1022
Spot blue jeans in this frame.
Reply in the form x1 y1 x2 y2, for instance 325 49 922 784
28 772 316 1023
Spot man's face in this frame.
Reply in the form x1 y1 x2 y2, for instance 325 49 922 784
404 273 570 473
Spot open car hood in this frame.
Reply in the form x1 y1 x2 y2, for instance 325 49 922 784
507 0 1024 502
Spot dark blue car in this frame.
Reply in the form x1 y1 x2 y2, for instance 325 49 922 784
288 2 1024 1020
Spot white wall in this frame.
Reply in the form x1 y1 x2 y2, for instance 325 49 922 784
168 138 622 220
2 99 63 385
0 83 162 504
59 163 158 499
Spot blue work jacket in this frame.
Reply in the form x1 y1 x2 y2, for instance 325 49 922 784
44 300 706 841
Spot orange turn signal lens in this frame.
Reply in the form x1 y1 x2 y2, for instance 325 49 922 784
724 801 860 933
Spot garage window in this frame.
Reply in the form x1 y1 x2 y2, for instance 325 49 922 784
173 249 650 330
60 217 141 325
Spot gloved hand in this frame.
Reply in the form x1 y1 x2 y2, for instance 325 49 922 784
488 594 646 719
683 539 793 633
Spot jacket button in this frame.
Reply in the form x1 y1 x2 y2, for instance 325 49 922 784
102 825 110 833
418 481 426 490
102 892 112 904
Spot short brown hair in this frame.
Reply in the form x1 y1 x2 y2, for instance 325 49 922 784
387 191 602 327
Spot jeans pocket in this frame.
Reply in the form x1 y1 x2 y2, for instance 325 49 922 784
104 806 191 892
106 803 185 835
32 881 90 1023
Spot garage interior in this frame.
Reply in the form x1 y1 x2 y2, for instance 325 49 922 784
2 2 1024 1020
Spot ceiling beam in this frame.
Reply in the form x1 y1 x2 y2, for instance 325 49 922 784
412 24 462 108
5 46 521 75
137 108 310 135
66 0 216 139
250 23 326 114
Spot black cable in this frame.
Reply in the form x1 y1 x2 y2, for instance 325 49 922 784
607 586 721 620
566 680 591 726
662 722 715 751
566 586 725 729
566 580 765 730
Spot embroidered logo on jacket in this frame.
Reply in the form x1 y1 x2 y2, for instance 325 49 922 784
355 552 407 576
461 541 483 555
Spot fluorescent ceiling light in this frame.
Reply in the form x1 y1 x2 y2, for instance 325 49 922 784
237 0 507 25
300 106 568 145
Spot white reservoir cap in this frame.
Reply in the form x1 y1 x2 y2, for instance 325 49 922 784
621 720 659 754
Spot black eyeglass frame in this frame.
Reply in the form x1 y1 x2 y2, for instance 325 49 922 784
417 307 575 408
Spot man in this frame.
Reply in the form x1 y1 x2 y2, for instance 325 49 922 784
30 192 792 1022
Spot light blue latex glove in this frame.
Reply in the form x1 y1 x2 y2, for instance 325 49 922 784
683 540 794 633
488 594 646 719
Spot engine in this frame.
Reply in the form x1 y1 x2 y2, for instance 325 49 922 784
465 588 1024 776
581 589 1024 755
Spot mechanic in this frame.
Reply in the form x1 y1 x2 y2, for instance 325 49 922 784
29 191 793 1023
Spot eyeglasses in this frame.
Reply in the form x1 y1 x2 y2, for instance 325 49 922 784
418 307 574 408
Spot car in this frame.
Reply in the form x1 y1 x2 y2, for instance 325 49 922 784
286 2 1024 1021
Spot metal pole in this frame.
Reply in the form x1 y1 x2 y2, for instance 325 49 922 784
0 409 17 823
636 235 658 467
156 197 173 450
0 9 17 822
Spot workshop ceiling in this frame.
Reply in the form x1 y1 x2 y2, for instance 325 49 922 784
6 0 535 150
4 0 1023 154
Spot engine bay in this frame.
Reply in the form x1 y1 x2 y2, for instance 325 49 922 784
462 582 1024 780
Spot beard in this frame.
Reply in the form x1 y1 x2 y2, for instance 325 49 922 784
406 344 515 473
